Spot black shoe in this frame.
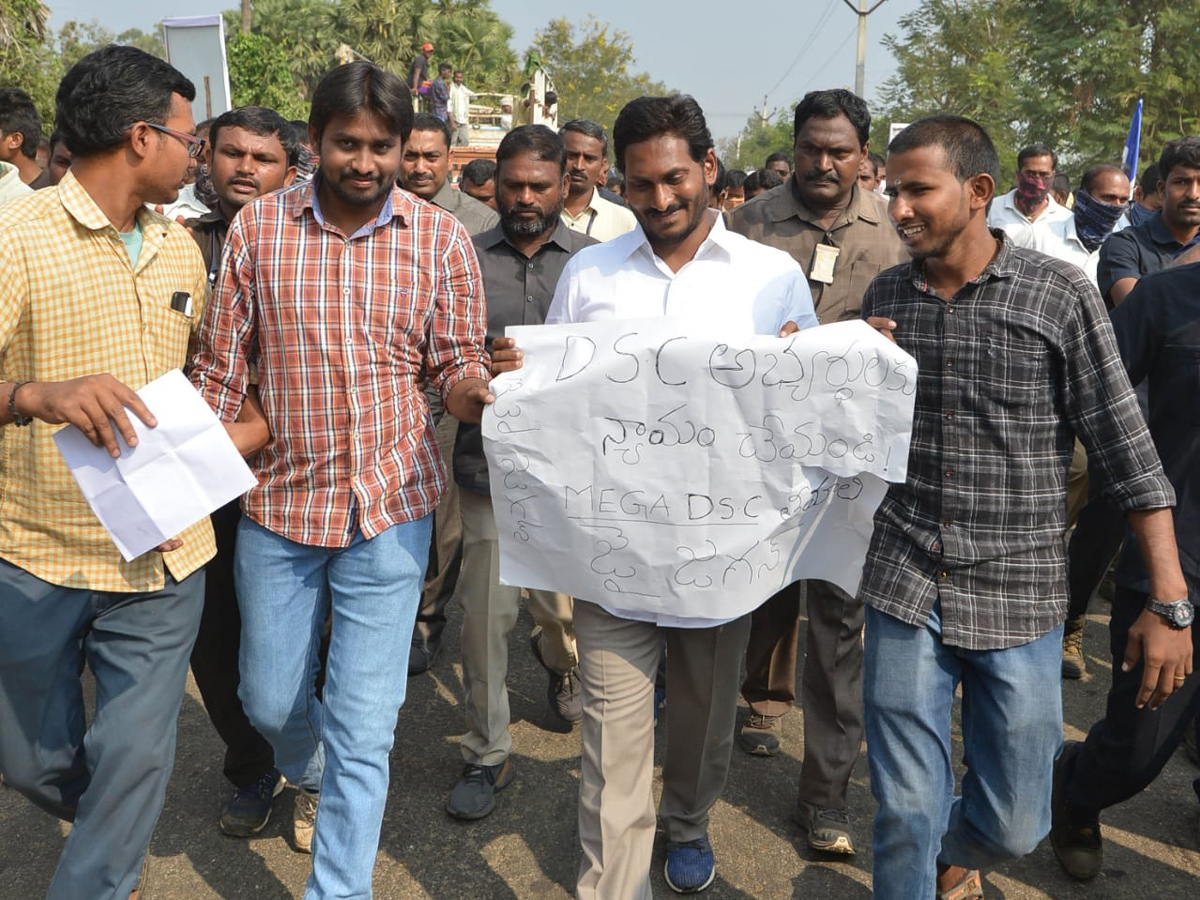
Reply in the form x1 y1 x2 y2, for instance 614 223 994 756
793 800 855 854
220 768 284 837
529 634 583 724
445 759 515 820
1050 742 1103 880
408 636 442 676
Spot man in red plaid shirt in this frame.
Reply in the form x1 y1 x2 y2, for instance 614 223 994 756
191 62 493 899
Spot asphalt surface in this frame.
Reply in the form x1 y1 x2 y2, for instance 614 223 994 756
2 601 1198 899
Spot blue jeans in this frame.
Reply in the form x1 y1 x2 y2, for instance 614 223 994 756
0 560 203 900
235 516 431 900
863 603 1062 900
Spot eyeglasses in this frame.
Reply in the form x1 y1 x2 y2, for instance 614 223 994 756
145 122 206 159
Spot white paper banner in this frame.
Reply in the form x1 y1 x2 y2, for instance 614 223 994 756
483 318 917 625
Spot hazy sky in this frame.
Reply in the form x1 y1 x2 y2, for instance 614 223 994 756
46 0 925 139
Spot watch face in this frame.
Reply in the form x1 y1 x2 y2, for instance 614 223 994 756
1175 602 1196 627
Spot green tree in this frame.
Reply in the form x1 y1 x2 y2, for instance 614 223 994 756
1012 0 1200 173
717 110 793 172
528 16 668 139
873 0 1022 177
226 30 309 119
0 0 58 128
223 0 518 109
872 0 1200 181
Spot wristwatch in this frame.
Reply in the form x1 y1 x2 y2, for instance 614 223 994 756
1145 597 1196 629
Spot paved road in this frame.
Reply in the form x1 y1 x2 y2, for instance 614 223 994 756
2 604 1198 899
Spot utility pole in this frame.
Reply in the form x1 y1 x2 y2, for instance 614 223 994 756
841 0 889 98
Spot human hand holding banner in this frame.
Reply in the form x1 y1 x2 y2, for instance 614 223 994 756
482 318 917 626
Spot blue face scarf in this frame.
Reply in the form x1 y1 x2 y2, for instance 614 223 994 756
1073 189 1128 253
1128 201 1157 228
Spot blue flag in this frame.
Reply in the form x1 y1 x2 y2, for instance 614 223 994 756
1122 99 1142 181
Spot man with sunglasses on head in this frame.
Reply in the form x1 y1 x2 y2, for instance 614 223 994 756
0 46 267 900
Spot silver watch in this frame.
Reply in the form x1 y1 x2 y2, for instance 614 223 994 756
1145 597 1195 629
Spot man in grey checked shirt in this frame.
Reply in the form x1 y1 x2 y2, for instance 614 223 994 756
859 116 1191 900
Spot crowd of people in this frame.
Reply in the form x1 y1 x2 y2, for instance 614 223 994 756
0 39 1197 900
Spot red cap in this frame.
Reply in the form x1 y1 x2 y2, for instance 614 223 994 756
422 42 433 51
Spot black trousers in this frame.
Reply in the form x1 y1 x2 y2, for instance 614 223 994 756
190 501 275 788
1064 585 1200 815
1065 493 1126 622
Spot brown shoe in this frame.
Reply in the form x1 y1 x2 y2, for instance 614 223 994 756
293 788 318 854
128 853 150 900
936 866 983 900
1062 618 1087 679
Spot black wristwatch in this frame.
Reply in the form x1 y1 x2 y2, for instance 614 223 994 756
1145 597 1196 629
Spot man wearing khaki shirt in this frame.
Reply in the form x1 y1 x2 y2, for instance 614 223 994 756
726 87 906 855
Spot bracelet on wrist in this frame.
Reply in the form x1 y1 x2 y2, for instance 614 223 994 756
7 381 33 427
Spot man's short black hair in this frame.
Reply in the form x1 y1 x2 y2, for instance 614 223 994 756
759 168 784 190
460 157 496 187
1079 163 1125 193
726 168 746 189
210 106 301 170
1158 138 1200 182
867 150 885 173
55 46 195 159
606 170 624 191
612 95 713 174
1140 162 1160 190
764 150 790 169
889 115 1000 186
559 118 609 160
1017 143 1057 171
410 111 452 149
0 88 42 159
309 61 413 143
1051 172 1071 193
47 129 65 154
438 62 452 74
792 88 870 146
496 124 567 176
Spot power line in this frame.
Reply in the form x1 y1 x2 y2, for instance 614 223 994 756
809 24 860 88
763 0 838 103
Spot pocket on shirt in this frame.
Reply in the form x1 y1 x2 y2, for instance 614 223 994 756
143 302 196 363
976 334 1047 410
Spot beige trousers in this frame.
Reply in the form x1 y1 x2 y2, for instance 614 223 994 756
457 488 576 765
574 599 750 900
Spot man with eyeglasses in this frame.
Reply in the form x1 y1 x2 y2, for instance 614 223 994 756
0 47 267 900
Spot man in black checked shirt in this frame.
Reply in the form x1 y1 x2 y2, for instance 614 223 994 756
859 115 1191 900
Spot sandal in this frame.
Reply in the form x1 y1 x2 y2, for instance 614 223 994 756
937 868 984 900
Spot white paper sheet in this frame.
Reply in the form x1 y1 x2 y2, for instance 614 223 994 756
53 369 258 561
482 319 917 625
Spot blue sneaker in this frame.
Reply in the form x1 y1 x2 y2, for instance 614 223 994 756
653 687 666 724
664 835 715 893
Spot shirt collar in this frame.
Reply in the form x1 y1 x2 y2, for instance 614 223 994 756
56 169 160 236
621 208 732 264
908 228 1018 293
476 219 575 254
304 174 401 238
764 176 881 227
1145 209 1193 248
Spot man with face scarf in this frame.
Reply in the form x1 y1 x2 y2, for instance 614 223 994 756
987 143 1073 245
1032 164 1131 286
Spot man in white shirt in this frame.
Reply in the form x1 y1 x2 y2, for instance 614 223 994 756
1019 164 1131 286
448 69 474 147
559 118 638 242
493 95 817 899
987 143 1072 245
